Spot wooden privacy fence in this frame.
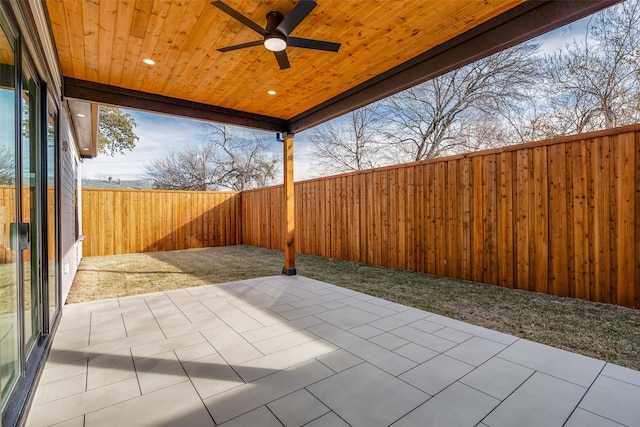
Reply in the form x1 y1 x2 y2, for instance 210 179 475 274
81 189 241 256
242 125 640 308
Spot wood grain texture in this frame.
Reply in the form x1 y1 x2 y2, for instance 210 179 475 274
240 125 640 308
81 188 241 256
45 0 524 120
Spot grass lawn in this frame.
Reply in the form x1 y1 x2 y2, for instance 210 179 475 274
68 245 640 371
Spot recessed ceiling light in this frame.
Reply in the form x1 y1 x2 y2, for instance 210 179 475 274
267 90 277 95
142 58 156 65
77 113 86 118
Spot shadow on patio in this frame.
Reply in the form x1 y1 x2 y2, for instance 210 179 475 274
27 271 640 426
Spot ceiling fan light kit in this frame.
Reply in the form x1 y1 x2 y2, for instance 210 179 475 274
212 0 341 69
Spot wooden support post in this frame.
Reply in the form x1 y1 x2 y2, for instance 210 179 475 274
282 133 296 275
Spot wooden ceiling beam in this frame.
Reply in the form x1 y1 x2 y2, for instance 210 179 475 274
287 0 621 134
63 77 288 132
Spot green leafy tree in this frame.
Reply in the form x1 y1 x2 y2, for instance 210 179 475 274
98 106 139 156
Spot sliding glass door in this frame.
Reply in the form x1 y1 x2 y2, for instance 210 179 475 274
0 9 19 408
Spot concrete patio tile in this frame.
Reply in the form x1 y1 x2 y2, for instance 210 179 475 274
205 303 265 332
161 317 226 338
338 297 398 317
369 332 409 350
601 362 640 387
174 341 218 362
303 412 350 427
181 353 245 399
319 301 346 310
382 302 415 313
433 326 473 343
121 310 162 336
25 377 140 427
426 314 518 345
497 339 605 387
269 303 297 313
233 339 337 382
38 358 87 385
308 323 417 376
564 408 625 427
219 406 282 427
460 357 534 400
204 360 334 424
89 318 126 336
134 351 189 394
130 332 206 359
392 382 500 427
307 362 429 427
317 349 363 373
88 327 128 345
86 347 136 390
31 373 87 405
200 324 263 364
50 327 90 351
50 416 85 427
288 293 345 309
408 319 444 334
393 343 438 364
276 305 329 321
84 380 214 427
315 306 381 329
89 312 122 326
348 324 383 339
445 336 507 366
391 326 457 353
267 389 329 426
240 306 288 326
252 329 320 355
56 312 91 332
483 372 586 427
240 316 324 343
578 374 640 426
62 298 120 315
399 354 475 395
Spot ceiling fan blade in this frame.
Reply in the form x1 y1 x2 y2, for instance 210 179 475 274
277 0 316 35
218 40 263 52
211 1 267 36
287 37 341 52
274 51 291 70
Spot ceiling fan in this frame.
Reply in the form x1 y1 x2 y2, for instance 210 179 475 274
211 0 341 70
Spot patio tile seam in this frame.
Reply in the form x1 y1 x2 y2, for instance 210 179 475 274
141 297 170 340
562 362 608 424
600 366 640 388
491 354 599 390
472 368 538 426
570 407 629 427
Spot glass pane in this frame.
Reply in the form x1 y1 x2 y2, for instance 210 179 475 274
0 10 18 407
47 98 56 321
21 58 39 355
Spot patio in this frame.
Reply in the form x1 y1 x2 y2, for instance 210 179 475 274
26 275 638 427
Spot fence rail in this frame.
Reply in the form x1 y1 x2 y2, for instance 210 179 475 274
80 125 640 308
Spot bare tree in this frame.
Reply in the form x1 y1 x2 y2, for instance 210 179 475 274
380 41 541 162
308 103 387 175
541 0 640 134
144 124 278 191
0 145 15 185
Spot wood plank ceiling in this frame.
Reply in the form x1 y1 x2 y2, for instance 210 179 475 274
45 0 618 134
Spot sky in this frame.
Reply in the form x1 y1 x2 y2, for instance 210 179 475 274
81 13 593 183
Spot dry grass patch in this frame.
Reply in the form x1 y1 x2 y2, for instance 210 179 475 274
69 245 640 371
